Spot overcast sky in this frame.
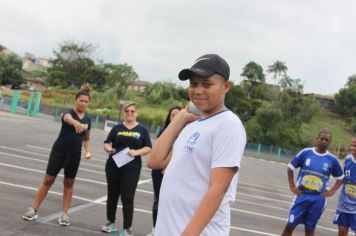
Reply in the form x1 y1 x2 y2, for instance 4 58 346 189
1 0 356 95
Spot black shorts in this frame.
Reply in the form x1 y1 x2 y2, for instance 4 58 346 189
46 149 81 179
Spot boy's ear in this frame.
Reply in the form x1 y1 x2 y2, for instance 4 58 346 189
224 80 232 93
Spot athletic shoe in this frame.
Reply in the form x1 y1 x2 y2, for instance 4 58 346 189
101 221 117 233
58 212 70 226
146 227 155 236
22 207 38 221
118 228 133 236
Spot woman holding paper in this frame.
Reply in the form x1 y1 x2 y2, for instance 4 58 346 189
102 101 152 235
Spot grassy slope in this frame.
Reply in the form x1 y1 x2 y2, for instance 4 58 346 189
301 108 351 157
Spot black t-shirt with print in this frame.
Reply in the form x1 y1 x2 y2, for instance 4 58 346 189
104 123 152 174
52 109 91 153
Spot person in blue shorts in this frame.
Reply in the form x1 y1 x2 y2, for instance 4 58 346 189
333 136 356 236
281 129 344 236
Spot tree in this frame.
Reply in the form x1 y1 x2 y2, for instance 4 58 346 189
79 65 108 89
280 75 304 94
267 60 288 84
346 74 356 86
225 84 246 110
335 77 356 117
104 63 139 100
144 81 186 104
0 54 24 88
48 40 96 88
241 61 265 83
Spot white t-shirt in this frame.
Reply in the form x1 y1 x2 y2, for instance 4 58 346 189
155 110 246 236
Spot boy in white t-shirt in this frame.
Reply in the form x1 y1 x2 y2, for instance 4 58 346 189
147 54 246 236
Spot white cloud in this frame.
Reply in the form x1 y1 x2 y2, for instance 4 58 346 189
1 0 356 94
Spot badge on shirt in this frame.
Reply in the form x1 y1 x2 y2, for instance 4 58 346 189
301 175 323 191
184 132 200 153
345 184 356 198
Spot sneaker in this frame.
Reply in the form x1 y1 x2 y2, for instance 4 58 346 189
146 227 155 236
101 221 117 233
58 212 70 226
22 207 38 221
118 228 133 236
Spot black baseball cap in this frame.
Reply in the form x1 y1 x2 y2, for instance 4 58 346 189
178 54 230 81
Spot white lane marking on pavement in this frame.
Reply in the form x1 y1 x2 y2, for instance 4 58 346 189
0 181 93 202
237 184 291 198
1 180 280 235
44 222 104 235
1 154 339 234
26 144 108 164
1 156 336 220
238 179 288 193
26 145 51 151
237 191 292 204
236 191 335 213
231 226 279 236
236 199 288 211
0 151 105 175
0 162 152 189
232 208 286 220
231 208 339 233
0 146 106 169
0 145 48 157
138 178 152 185
0 162 106 185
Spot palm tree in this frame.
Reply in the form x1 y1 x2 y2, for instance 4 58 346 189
267 60 288 85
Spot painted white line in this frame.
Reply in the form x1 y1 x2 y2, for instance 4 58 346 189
0 145 48 157
1 161 338 230
231 208 286 221
231 208 340 233
26 144 51 151
0 162 106 185
138 178 152 185
0 151 105 175
26 144 109 164
44 222 104 235
0 180 278 235
239 180 288 193
0 181 93 202
236 191 292 205
237 184 292 199
136 189 154 194
0 162 153 191
236 198 288 212
231 226 279 236
0 146 106 169
236 191 335 214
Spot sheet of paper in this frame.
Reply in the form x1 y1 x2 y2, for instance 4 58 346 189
112 147 134 168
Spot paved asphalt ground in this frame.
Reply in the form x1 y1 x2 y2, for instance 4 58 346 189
0 111 351 236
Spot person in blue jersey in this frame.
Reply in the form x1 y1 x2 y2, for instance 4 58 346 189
22 84 92 226
281 130 344 236
146 106 181 236
333 136 356 236
101 101 152 236
147 54 246 236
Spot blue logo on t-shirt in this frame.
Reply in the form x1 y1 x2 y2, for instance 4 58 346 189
184 132 200 153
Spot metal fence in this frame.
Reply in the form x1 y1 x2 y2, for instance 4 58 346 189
244 142 297 163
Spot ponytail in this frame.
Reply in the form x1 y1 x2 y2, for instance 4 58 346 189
75 83 91 100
